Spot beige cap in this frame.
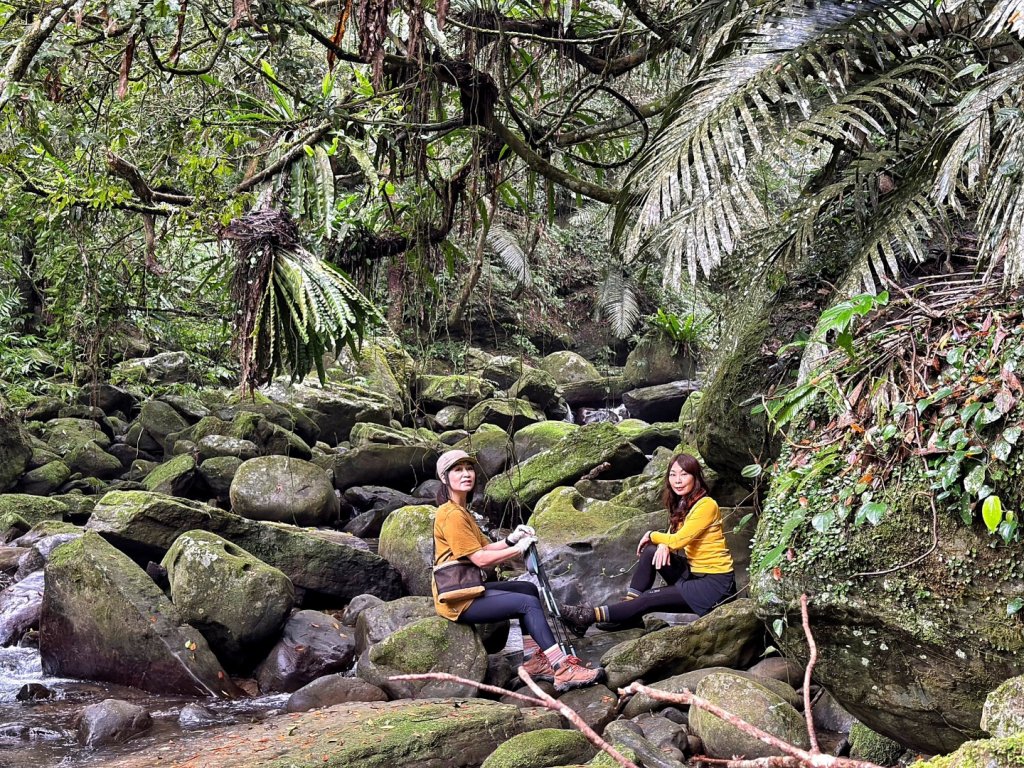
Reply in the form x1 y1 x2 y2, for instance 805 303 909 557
436 449 478 481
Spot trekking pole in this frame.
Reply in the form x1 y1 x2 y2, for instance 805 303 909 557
524 542 576 656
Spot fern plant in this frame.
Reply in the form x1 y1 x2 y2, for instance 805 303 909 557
224 207 382 393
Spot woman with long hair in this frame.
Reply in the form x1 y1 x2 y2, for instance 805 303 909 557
560 452 735 635
431 449 604 691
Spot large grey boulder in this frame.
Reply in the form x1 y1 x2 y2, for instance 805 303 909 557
356 615 488 699
141 454 197 496
689 671 810 759
623 332 697 387
621 381 700 424
982 674 1024 738
416 374 496 411
507 368 559 409
255 609 357 693
453 423 516 481
601 599 763 689
76 699 152 746
40 532 240 697
512 421 579 464
286 674 388 712
137 401 190 454
261 379 393 445
354 595 435 655
111 351 191 386
229 456 339 526
480 729 596 768
325 443 440 492
161 531 293 667
377 505 434 596
465 397 545 434
538 351 601 386
87 490 404 603
15 459 72 495
43 417 110 455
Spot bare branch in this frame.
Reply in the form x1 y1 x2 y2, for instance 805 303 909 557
799 594 820 753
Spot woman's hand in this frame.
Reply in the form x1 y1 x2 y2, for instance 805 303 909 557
636 531 652 557
653 543 672 570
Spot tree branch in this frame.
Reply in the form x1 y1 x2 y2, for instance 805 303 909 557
1 0 79 106
799 594 820 754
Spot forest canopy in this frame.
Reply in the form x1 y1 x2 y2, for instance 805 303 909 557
2 0 1024 389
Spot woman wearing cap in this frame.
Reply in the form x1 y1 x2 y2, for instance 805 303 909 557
432 448 604 692
559 452 735 634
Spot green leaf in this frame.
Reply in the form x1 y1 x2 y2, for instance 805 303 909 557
1007 597 1024 617
992 438 1013 462
963 463 987 497
731 512 754 533
772 618 785 637
982 495 1003 534
1002 426 1022 445
741 463 763 478
860 501 887 525
758 542 787 571
811 511 836 533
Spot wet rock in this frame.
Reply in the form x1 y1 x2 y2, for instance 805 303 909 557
603 719 686 768
354 596 435 654
87 490 403 603
0 570 44 646
325 442 441 492
40 532 240 697
632 712 689 753
285 674 388 712
230 456 339 527
178 703 221 729
556 684 618 732
76 699 152 746
340 593 383 626
377 505 434 596
690 671 809 759
16 682 53 701
602 599 763 689
622 381 699 423
356 615 488 699
162 531 294 669
255 609 356 693
480 728 595 768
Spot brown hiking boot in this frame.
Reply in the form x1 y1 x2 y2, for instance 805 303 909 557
559 604 595 638
520 650 555 683
553 655 605 692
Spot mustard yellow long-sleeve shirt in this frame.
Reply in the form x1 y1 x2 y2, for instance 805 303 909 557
650 496 733 574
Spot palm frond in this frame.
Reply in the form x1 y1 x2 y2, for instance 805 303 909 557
598 270 641 339
982 0 1024 38
225 207 381 393
486 222 531 286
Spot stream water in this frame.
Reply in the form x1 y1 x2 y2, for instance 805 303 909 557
0 644 288 767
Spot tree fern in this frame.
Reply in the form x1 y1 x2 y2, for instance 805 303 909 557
598 270 641 339
225 207 382 393
486 222 531 287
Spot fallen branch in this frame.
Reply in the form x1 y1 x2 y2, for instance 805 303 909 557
618 681 885 768
390 671 638 768
799 594 819 753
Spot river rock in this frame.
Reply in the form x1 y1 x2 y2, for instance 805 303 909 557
539 351 601 385
216 399 322 448
556 684 618 732
87 490 403 603
15 459 72 495
377 505 434 596
138 400 191 455
286 674 388 712
453 423 515 481
111 351 191 386
0 495 69 526
621 381 699 423
197 434 259 461
848 721 905 764
355 595 436 654
343 485 421 517
982 674 1024 737
225 411 312 460
690 671 809 759
481 728 595 768
484 422 648 513
507 368 559 409
255 609 357 693
614 419 684 455
76 699 152 746
356 615 488 698
910 734 1023 768
603 719 685 768
434 405 467 430
512 421 579 464
560 375 631 407
162 531 294 668
142 454 197 496
261 379 393 445
416 374 496 411
77 383 137 417
602 598 763 689
178 703 221 729
326 443 441 492
198 456 242 498
0 570 43 646
43 417 111 455
465 398 545 434
229 456 339 526
349 422 438 448
623 332 697 387
14 531 82 580
40 532 240 696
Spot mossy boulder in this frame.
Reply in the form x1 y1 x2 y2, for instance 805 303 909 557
286 674 388 712
138 401 191 454
601 598 762 689
484 422 647 513
196 435 259 461
416 374 496 411
465 397 546 434
227 412 312 460
512 421 579 464
198 456 242 498
623 331 697 387
377 504 434 596
0 408 32 491
849 721 906 764
86 490 403 603
161 530 294 667
507 368 559 409
39 532 240 697
0 511 30 541
326 443 441 492
982 674 1024 737
0 495 69 525
142 454 197 496
229 456 339 526
620 665 800 718
481 728 595 768
356 615 488 698
911 733 1024 768
613 420 681 455
469 352 525 390
531 487 642 545
349 421 440 448
539 351 601 386
261 378 394 445
43 418 111 455
690 671 809 759
110 351 191 386
434 405 468 430
15 459 72 495
331 340 415 417
454 423 516 481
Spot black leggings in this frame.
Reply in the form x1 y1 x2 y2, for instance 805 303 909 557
603 544 734 623
456 580 556 649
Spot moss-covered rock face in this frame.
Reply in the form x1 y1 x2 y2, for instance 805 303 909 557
531 487 642 545
0 407 32 491
465 397 546 434
507 368 559 409
623 331 697 387
454 423 515 481
911 733 1024 768
260 378 394 446
349 421 440 449
484 422 648 513
981 674 1024 738
512 421 579 464
481 728 595 768
43 418 111 456
377 504 434 596
326 442 441 492
539 351 601 386
40 532 240 697
690 671 809 759
849 722 905 765
142 454 197 496
229 456 339 526
356 615 488 698
415 374 496 411
0 495 69 526
162 530 293 667
15 459 72 495
330 340 415 417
